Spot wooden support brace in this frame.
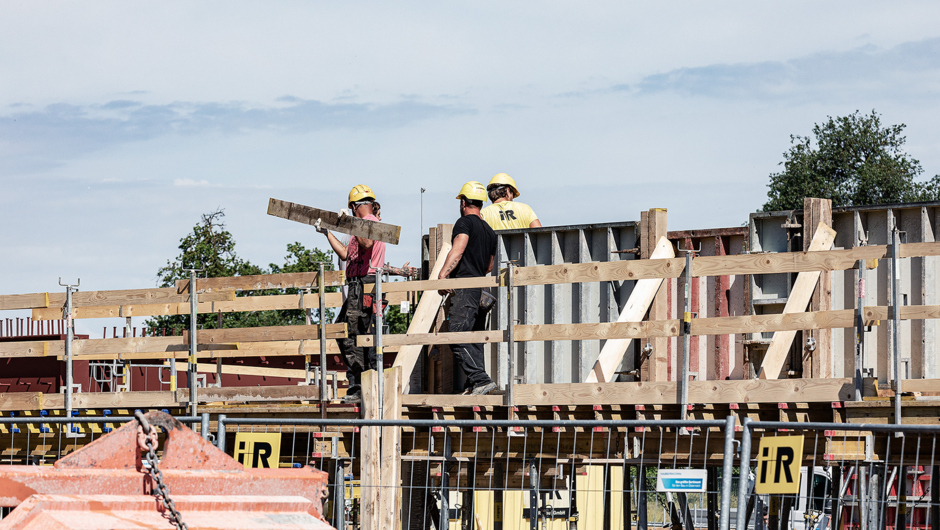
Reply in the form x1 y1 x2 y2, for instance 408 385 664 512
803 198 833 378
586 235 675 383
758 222 837 379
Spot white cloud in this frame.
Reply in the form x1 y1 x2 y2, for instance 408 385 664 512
173 178 211 187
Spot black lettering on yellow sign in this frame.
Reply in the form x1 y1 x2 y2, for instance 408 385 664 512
494 501 502 522
233 433 281 469
755 436 804 494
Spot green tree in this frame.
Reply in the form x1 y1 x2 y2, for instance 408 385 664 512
146 210 336 335
763 110 940 211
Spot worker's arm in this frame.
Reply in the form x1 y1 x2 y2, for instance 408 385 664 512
320 230 349 261
529 219 542 228
437 234 469 295
355 235 374 249
486 254 495 273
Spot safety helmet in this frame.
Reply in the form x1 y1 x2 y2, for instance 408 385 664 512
456 181 487 202
487 173 520 199
348 184 376 208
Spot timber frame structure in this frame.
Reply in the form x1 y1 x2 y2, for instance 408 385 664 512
2 197 940 525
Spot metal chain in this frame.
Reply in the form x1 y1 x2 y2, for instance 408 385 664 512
136 411 188 530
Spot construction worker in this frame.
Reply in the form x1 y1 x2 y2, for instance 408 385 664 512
317 184 385 404
438 182 498 395
481 173 542 230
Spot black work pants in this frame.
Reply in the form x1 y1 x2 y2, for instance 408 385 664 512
449 287 493 391
336 279 376 396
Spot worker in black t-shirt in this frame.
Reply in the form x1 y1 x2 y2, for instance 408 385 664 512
437 181 499 395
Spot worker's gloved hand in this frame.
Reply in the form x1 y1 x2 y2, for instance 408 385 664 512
314 219 328 235
338 208 351 218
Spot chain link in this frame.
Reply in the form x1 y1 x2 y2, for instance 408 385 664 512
136 411 188 530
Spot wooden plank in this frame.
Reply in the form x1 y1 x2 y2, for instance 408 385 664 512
647 208 669 382
175 271 345 294
380 367 403 530
178 385 322 404
895 379 940 393
400 393 504 407
0 393 43 411
70 391 178 409
513 377 870 407
759 222 837 379
268 198 401 245
367 307 866 345
392 243 451 393
0 337 346 360
586 236 675 383
358 329 505 348
511 257 683 286
360 370 381 530
0 289 233 311
32 292 344 320
32 290 406 321
804 198 833 379
182 324 347 343
174 362 310 379
379 275 497 294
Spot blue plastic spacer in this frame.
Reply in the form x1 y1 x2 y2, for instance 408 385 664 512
293 463 302 468
40 410 48 417
161 409 169 414
103 409 112 416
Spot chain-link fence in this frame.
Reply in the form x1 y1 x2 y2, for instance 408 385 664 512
736 420 940 530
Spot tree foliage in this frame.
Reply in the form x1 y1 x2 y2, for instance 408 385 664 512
764 110 940 211
146 210 336 335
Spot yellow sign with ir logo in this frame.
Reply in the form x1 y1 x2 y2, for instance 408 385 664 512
755 436 804 494
233 433 281 469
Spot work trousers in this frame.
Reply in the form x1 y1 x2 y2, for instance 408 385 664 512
336 279 376 396
448 287 493 391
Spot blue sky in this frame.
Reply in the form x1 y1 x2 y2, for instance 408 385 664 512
2 2 940 337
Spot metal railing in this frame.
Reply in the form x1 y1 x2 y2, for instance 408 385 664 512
737 420 940 530
216 416 737 530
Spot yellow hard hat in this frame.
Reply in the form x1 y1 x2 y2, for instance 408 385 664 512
456 181 487 202
348 184 376 207
487 173 520 199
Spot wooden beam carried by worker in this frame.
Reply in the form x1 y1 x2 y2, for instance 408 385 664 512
267 198 402 245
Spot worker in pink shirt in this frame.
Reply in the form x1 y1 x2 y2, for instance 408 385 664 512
317 184 387 404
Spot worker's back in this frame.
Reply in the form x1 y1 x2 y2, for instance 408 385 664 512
481 200 539 230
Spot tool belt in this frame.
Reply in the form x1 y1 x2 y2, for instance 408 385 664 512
348 276 386 314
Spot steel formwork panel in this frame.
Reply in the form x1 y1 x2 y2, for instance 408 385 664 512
491 222 638 385
749 201 940 382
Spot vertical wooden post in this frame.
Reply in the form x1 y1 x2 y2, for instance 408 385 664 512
380 367 403 530
803 197 833 378
640 208 669 382
361 370 381 530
